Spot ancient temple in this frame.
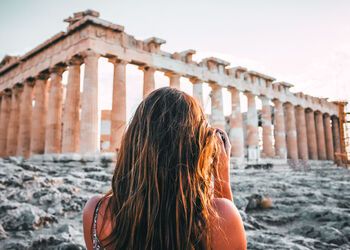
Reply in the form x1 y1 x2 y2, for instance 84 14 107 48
0 10 346 166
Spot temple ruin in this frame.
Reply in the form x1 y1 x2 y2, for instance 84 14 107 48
0 10 347 166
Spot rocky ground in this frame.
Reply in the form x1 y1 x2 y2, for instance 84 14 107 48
0 156 349 250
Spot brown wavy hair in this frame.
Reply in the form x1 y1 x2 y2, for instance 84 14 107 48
101 87 221 249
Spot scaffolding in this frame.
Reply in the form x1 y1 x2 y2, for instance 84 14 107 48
334 101 350 167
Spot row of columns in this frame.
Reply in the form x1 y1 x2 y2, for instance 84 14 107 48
0 50 343 162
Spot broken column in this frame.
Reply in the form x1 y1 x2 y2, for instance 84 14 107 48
305 109 318 160
315 111 327 160
323 114 334 161
6 84 23 156
273 99 287 159
260 96 274 158
245 92 259 160
295 106 308 161
80 50 100 154
284 102 298 161
30 73 49 155
209 83 225 130
0 90 12 157
62 57 82 153
17 79 35 158
45 65 65 154
109 58 127 151
228 87 244 159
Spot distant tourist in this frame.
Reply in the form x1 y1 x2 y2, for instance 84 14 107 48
82 87 246 250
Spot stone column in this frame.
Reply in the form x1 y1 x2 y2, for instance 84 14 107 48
273 99 287 159
305 109 318 160
80 51 100 154
228 87 244 158
0 90 12 157
284 102 298 161
190 78 203 107
30 73 49 155
315 111 327 160
260 96 274 158
295 106 308 160
109 58 127 151
6 84 23 156
166 71 181 89
142 66 156 98
45 65 65 154
323 114 334 161
62 57 82 153
245 92 259 160
17 79 35 158
331 116 341 163
209 84 225 130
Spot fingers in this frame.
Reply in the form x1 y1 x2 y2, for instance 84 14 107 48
215 128 231 155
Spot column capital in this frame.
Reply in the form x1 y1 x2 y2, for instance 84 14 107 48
138 65 156 73
25 77 36 87
208 82 221 90
295 105 304 111
3 88 12 96
36 71 50 80
259 95 270 105
68 55 84 66
164 71 181 78
81 49 100 59
108 56 128 65
189 77 202 84
244 91 255 98
50 64 66 75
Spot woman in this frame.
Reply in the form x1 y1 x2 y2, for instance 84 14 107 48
83 87 246 249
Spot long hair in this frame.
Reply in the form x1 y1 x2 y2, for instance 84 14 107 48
101 87 221 249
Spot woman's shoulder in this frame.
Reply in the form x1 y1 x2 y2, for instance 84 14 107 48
82 195 103 249
211 198 247 250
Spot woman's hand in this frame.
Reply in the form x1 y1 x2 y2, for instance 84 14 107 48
214 128 233 201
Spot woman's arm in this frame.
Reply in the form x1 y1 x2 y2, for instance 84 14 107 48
213 128 233 201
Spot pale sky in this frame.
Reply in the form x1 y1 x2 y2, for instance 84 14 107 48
1 0 350 119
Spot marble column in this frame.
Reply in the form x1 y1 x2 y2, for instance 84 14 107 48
62 57 82 153
273 99 287 159
331 116 341 163
315 111 327 160
142 66 156 98
166 71 181 89
323 114 334 161
80 51 100 154
245 92 259 159
30 73 49 155
260 96 274 158
295 106 308 160
209 84 225 130
6 84 23 156
284 102 298 161
228 87 244 158
17 79 35 158
305 109 318 160
109 58 127 151
45 65 65 154
190 78 203 107
0 90 12 157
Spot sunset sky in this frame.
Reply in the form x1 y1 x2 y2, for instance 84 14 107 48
1 0 349 119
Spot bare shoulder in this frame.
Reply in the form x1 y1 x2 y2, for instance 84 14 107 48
211 198 247 250
82 195 103 250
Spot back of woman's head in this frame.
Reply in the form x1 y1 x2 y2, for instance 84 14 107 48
105 87 220 249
